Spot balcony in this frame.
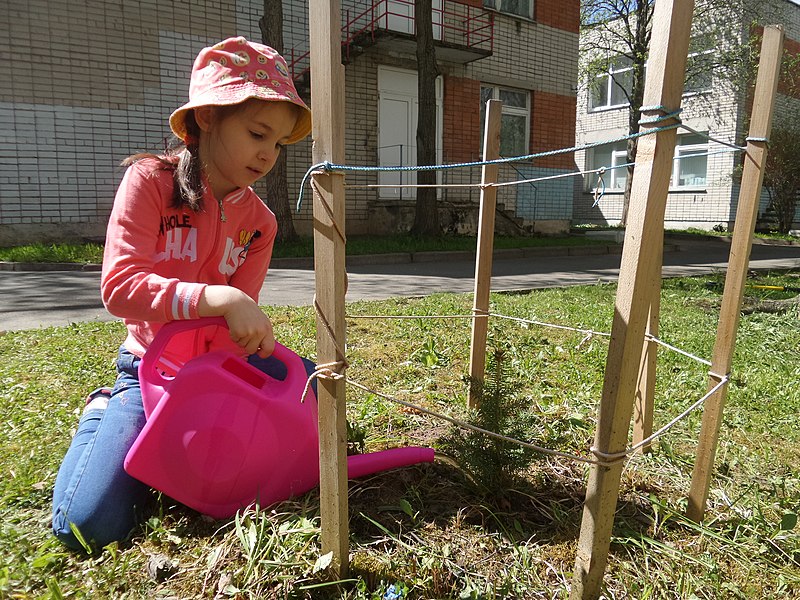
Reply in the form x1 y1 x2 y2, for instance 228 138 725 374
287 0 494 81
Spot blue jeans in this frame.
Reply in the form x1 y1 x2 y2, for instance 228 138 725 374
52 347 316 551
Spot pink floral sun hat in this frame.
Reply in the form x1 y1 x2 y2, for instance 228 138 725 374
169 36 312 145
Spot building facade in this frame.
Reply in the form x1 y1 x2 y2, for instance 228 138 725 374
1 0 579 245
573 0 800 232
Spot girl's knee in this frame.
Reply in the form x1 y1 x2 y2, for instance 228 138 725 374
52 512 85 550
52 503 139 552
52 510 101 551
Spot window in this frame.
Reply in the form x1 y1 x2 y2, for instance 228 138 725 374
672 133 708 188
684 49 714 94
589 56 634 111
588 141 629 190
587 133 709 192
480 85 530 157
483 0 533 20
589 43 713 111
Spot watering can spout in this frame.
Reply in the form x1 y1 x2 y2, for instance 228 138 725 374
346 447 435 480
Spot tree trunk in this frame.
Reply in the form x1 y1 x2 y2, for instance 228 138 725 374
620 79 644 226
410 0 440 236
619 0 652 227
260 0 298 243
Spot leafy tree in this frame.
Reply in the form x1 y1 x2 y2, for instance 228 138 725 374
260 0 299 243
582 0 653 225
763 120 800 234
579 0 786 225
411 0 441 236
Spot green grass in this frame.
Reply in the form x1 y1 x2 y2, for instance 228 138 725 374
1 273 799 598
2 229 796 265
0 242 106 264
0 234 606 264
672 227 800 242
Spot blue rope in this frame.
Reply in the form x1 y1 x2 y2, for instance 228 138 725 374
296 121 683 211
295 109 748 212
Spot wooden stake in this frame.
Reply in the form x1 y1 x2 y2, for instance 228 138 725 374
686 25 784 523
632 240 663 452
468 99 502 408
570 1 694 598
309 0 349 576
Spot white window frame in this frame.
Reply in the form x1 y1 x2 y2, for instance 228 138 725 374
589 57 634 111
609 148 629 190
483 0 534 21
480 84 530 158
672 134 709 189
385 0 443 39
586 141 628 192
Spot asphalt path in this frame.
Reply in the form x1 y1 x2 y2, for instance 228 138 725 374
2 239 799 332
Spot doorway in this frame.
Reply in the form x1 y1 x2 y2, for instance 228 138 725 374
377 66 443 200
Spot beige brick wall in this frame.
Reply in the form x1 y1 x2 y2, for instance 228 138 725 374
463 13 577 98
1 0 578 243
287 0 580 234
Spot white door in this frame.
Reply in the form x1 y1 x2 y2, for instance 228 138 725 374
386 0 443 39
378 67 443 200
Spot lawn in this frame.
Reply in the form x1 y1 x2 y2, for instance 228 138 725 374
0 234 608 265
1 273 799 599
0 230 794 264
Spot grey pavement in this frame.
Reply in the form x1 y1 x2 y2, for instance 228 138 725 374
1 237 799 332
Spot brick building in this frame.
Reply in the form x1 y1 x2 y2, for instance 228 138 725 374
573 0 800 231
0 0 580 245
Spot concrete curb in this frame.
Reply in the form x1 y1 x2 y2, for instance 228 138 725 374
0 261 103 272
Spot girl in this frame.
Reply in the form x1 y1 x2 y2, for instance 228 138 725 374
52 36 313 551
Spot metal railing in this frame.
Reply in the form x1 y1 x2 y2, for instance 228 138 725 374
287 0 494 80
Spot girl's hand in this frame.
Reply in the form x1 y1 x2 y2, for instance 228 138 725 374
223 301 275 357
198 285 275 357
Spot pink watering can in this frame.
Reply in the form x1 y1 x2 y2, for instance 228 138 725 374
124 317 434 519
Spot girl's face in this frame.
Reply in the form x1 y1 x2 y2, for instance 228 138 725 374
196 99 300 199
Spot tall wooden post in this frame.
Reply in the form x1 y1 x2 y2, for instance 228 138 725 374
309 0 349 576
687 25 784 522
570 1 694 598
468 99 502 407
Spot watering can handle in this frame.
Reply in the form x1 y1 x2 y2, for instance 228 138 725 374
140 317 297 389
139 317 228 390
149 316 228 362
139 317 307 419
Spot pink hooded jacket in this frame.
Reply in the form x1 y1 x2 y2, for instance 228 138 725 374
101 158 277 373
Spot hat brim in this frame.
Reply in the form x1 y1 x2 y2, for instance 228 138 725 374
169 95 312 145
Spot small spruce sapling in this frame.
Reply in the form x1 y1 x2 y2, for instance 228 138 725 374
440 348 540 496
